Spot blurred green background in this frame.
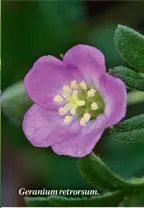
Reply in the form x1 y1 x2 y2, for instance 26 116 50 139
1 1 144 206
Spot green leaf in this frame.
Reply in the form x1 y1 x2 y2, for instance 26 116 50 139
106 114 144 143
1 81 32 125
91 154 144 188
77 154 117 191
49 192 124 207
78 153 144 192
25 197 52 207
129 177 144 186
120 187 144 206
114 25 144 72
109 66 144 91
25 191 124 207
78 153 139 189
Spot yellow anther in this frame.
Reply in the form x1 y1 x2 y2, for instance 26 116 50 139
53 95 64 103
64 116 73 124
63 85 72 93
87 89 96 97
80 118 86 127
91 102 98 110
71 80 78 89
62 92 73 102
58 107 66 115
76 100 85 106
70 104 77 115
79 81 87 90
83 113 91 122
72 90 78 101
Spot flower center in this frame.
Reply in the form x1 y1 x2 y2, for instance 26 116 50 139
53 80 105 126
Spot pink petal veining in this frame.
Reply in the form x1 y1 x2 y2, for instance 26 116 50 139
23 104 81 147
52 115 107 158
24 55 83 110
64 44 106 85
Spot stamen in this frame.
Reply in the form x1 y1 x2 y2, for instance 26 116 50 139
53 95 64 103
71 80 78 89
64 116 73 124
76 100 85 106
70 104 77 115
72 90 78 101
53 79 104 127
91 102 98 110
83 113 91 122
80 118 86 126
79 81 87 90
87 89 96 97
58 107 66 115
63 103 72 112
63 85 72 93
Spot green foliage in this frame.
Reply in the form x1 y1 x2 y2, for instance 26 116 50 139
120 188 144 206
77 153 116 191
25 197 52 207
105 114 144 143
129 177 144 186
127 91 144 105
76 153 144 207
78 153 144 189
25 157 144 207
78 154 126 188
114 25 144 72
110 66 144 91
1 81 32 125
25 191 124 207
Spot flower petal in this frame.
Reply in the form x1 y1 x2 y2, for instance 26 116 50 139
98 74 127 127
24 56 83 109
52 115 106 158
23 104 81 147
63 44 106 83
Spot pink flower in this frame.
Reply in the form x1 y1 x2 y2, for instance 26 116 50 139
23 45 127 158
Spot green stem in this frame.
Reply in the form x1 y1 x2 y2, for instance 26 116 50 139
127 91 144 105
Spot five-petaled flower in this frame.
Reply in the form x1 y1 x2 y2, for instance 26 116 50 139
23 45 127 158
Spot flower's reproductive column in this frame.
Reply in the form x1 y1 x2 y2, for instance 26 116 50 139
53 80 105 126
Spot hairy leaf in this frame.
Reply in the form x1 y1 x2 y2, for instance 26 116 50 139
129 177 144 186
106 114 144 143
90 154 144 187
87 154 134 187
114 25 144 72
78 153 144 194
25 197 52 207
77 155 117 191
25 191 124 207
120 187 144 206
110 66 144 91
78 153 139 189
